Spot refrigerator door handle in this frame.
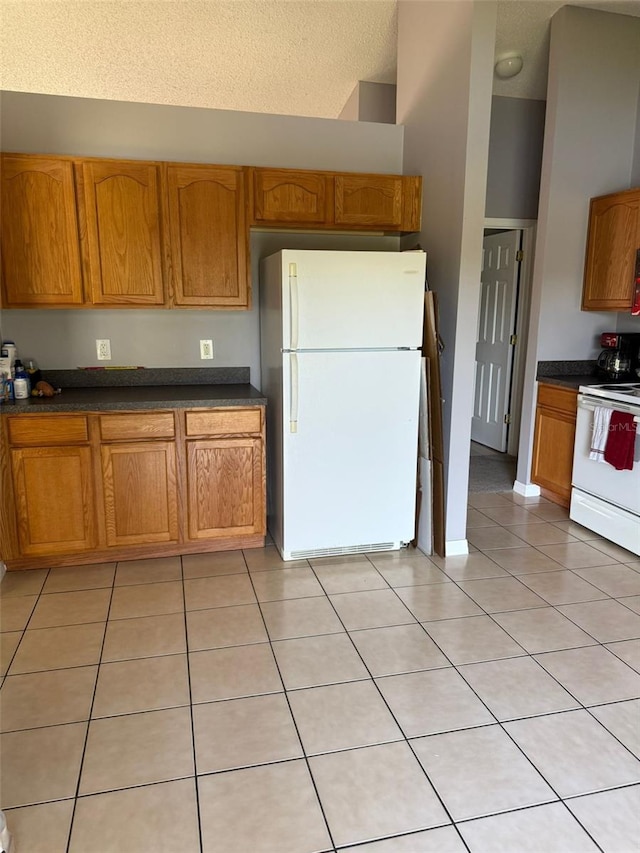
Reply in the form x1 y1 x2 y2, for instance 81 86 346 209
290 353 299 433
289 263 299 350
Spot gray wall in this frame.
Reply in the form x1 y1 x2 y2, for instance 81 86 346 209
397 0 497 552
517 6 640 487
632 82 640 186
338 82 396 124
485 96 545 220
0 92 403 385
357 83 396 125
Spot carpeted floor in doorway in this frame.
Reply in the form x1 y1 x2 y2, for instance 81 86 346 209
468 442 517 492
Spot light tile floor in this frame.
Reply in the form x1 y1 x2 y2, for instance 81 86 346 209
1 494 640 852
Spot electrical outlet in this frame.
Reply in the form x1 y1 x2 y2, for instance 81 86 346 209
96 339 111 361
200 339 214 360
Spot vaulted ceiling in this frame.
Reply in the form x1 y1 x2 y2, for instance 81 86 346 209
2 1 639 119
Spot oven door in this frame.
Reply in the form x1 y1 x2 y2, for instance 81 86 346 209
571 394 640 515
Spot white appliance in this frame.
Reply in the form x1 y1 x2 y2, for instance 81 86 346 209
260 249 426 561
571 382 640 556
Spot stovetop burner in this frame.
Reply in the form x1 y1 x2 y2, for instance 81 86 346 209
580 382 640 404
592 382 640 394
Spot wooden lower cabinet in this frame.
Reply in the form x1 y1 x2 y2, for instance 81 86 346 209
11 445 96 556
1 406 265 569
101 441 178 546
187 437 265 539
531 383 578 507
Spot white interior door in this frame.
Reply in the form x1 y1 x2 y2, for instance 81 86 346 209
471 230 521 452
281 349 420 556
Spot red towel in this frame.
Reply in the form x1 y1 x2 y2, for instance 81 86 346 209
604 411 637 471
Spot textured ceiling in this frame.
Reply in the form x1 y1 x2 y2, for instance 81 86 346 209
494 0 640 100
0 0 397 119
1 1 639 118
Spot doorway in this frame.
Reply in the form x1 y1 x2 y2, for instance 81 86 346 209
469 221 536 492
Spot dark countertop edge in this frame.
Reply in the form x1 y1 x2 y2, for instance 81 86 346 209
536 374 638 390
536 375 594 390
1 384 266 414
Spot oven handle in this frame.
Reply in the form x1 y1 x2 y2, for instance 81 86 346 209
579 399 640 422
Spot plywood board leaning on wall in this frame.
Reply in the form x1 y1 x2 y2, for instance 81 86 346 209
422 292 445 557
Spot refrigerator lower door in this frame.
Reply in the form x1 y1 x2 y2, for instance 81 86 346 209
279 349 421 559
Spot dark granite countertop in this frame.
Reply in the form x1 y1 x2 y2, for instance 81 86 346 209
0 368 266 414
536 359 639 390
1 384 266 413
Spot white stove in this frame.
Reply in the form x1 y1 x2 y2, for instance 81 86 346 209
579 382 640 405
571 382 640 557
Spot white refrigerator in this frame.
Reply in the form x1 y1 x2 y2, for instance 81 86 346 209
260 249 426 561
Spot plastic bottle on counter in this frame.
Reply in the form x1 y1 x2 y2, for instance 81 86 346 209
0 340 17 364
25 358 41 386
13 359 30 400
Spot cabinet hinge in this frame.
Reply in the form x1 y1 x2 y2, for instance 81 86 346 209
516 250 524 262
509 334 517 346
504 413 512 425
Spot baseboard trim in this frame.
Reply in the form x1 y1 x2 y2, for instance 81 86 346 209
445 539 469 557
513 480 541 497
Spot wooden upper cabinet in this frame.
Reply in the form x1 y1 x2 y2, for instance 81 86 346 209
335 174 403 228
1 155 84 306
79 160 165 305
166 164 250 308
253 169 329 225
250 168 422 232
582 187 640 312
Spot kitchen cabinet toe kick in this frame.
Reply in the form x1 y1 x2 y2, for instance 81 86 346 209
3 534 266 572
0 406 266 570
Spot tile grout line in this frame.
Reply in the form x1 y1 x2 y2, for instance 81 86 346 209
179 556 205 853
243 550 339 853
304 559 472 852
63 563 116 853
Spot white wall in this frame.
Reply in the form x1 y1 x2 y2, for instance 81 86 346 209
0 92 403 384
516 6 640 487
396 0 496 552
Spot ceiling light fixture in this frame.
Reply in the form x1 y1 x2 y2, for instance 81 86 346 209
494 52 523 80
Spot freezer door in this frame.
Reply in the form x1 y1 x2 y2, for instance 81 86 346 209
281 350 421 556
280 250 426 350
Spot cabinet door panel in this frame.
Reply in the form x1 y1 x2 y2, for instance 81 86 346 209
335 175 403 227
1 155 84 305
253 169 328 224
81 160 165 305
12 446 95 555
102 442 178 546
187 438 264 539
167 165 249 307
582 188 640 311
531 406 576 503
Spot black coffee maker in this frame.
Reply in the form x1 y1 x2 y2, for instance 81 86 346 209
597 332 640 379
